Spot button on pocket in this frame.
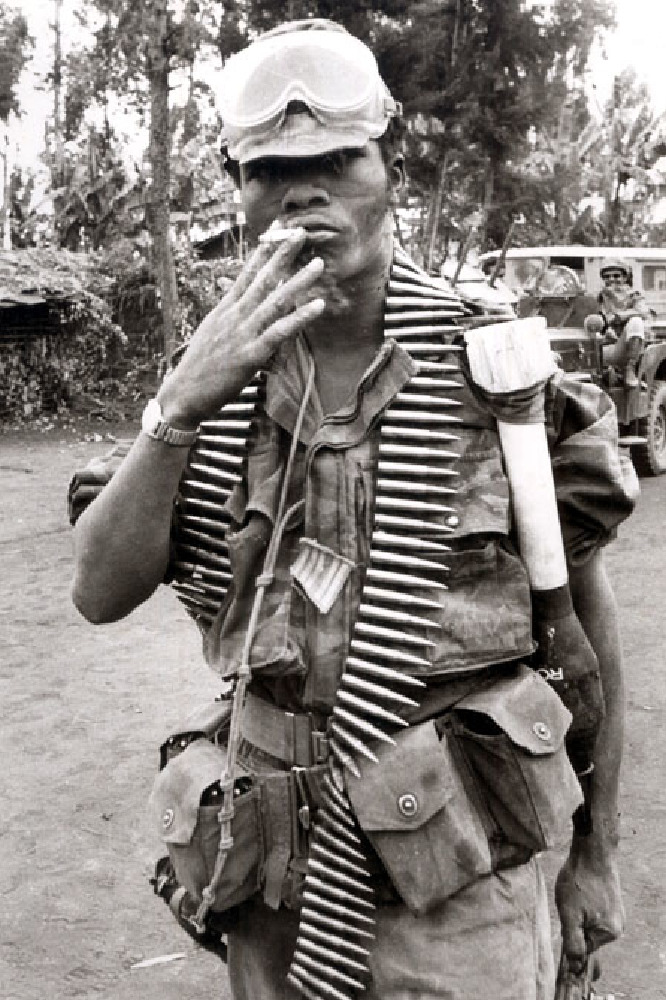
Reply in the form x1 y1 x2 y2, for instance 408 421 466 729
533 722 552 742
397 793 419 818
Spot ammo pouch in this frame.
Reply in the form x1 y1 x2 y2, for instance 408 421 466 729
149 738 263 914
345 665 582 916
149 734 326 915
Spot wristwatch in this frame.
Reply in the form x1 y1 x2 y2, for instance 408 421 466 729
141 397 199 447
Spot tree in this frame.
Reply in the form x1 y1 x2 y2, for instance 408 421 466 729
0 3 31 121
55 0 621 315
0 4 33 249
599 70 665 244
60 0 222 360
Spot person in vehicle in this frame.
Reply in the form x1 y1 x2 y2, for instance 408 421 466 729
585 258 652 388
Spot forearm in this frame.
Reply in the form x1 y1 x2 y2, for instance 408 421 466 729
72 432 190 622
568 551 624 850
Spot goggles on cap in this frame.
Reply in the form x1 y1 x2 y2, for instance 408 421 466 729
600 258 631 280
218 22 400 164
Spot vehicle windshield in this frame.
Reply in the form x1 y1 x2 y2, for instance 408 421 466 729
505 257 548 294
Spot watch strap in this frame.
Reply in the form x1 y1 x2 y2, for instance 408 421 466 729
149 422 199 447
142 399 199 447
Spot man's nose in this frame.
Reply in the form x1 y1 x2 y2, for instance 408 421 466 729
281 184 330 213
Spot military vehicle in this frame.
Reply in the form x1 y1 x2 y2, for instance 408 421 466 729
479 246 666 475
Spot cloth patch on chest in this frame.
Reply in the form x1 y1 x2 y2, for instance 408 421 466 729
290 538 355 614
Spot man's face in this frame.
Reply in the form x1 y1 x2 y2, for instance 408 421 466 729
240 141 399 298
603 268 628 289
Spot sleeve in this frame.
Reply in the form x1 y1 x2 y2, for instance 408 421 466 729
629 290 653 319
545 371 639 565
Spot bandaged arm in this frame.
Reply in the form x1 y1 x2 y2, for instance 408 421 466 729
468 323 625 968
465 320 604 807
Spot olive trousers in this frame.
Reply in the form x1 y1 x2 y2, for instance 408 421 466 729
227 856 555 1000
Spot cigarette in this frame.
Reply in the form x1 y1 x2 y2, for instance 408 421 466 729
259 224 301 244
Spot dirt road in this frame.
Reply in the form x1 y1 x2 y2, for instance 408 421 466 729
1 427 664 1000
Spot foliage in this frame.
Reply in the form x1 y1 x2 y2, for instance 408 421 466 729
0 245 148 424
7 167 39 247
0 4 32 122
0 289 133 423
46 1 211 357
0 238 249 426
514 66 666 247
11 0 666 335
173 242 242 342
596 70 666 244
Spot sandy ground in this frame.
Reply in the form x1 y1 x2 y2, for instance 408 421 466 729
1 426 664 1000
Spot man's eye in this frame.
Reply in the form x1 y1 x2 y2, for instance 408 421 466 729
320 152 346 176
245 160 278 183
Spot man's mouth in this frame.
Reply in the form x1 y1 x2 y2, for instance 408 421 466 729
283 217 340 241
303 229 338 243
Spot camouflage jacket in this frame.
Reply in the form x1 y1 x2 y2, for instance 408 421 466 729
191 336 636 715
69 254 638 716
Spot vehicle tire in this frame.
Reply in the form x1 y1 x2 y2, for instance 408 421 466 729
633 380 666 475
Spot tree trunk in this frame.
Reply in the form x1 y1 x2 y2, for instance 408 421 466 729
1 122 10 250
147 0 177 362
52 0 64 189
427 152 449 274
478 159 495 250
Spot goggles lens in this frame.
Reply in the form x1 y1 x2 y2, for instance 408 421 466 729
219 29 392 129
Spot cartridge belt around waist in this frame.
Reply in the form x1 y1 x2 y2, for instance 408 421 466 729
241 692 330 768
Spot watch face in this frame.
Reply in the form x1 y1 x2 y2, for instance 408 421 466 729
142 398 163 435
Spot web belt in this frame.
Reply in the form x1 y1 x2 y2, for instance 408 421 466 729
241 692 330 767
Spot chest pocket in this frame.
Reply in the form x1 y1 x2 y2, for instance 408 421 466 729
299 449 371 709
205 474 308 680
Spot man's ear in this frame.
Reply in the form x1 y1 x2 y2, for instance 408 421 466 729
388 154 406 198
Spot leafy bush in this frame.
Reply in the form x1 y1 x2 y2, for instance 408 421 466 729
0 243 245 426
173 245 243 343
0 291 137 424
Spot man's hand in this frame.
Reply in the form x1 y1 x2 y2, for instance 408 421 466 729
555 839 625 973
530 587 605 758
158 228 326 429
67 440 133 525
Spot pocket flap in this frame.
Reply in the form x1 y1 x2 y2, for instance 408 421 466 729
345 722 453 832
456 664 572 755
149 739 230 846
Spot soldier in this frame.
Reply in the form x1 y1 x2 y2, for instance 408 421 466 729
585 257 652 388
71 20 636 1000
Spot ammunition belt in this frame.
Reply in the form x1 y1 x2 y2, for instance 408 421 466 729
241 692 330 767
169 379 262 625
287 249 467 1000
168 246 465 639
168 245 467 1000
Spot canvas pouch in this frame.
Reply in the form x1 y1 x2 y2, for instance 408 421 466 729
345 665 581 915
149 738 263 913
449 665 583 852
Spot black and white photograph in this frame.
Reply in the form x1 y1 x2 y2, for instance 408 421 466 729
1 2 665 998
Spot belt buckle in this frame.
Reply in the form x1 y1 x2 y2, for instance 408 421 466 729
284 710 296 763
287 711 330 766
291 766 311 857
311 730 329 765
289 711 314 766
